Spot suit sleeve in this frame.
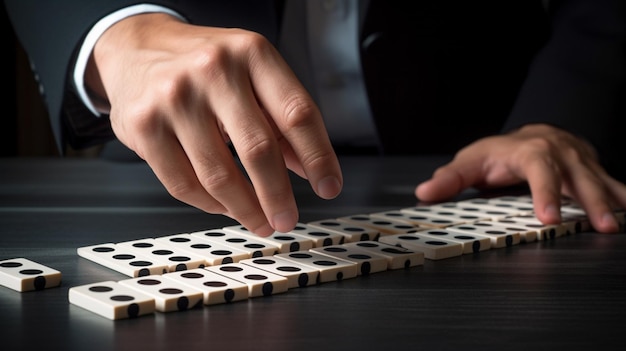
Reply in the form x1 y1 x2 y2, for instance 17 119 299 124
4 0 280 152
503 0 626 180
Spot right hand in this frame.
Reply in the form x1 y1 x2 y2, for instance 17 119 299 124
85 13 343 236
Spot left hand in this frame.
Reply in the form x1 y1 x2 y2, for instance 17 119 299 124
415 123 626 233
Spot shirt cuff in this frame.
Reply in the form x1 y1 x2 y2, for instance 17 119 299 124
73 4 187 117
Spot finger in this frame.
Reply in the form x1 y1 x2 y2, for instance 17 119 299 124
517 152 563 225
207 76 299 234
169 101 281 237
247 43 343 199
601 174 626 210
137 130 228 215
414 151 486 202
563 162 620 233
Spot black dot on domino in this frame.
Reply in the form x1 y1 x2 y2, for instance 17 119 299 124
359 262 371 275
261 282 274 296
471 241 481 253
223 289 235 302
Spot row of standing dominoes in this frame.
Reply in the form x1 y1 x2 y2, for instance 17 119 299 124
64 195 622 319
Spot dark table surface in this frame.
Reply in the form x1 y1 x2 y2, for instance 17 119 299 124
1 156 624 351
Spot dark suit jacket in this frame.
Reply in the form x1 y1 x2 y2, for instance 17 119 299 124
5 0 626 179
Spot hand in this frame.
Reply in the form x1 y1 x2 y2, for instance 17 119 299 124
86 13 343 236
415 123 626 233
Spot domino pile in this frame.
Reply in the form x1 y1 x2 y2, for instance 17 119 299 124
3 195 621 320
67 194 625 320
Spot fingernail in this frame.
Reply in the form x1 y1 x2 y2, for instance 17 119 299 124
271 210 298 233
317 176 342 199
544 204 561 222
601 212 618 232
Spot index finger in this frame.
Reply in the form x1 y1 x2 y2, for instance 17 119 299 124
248 44 343 200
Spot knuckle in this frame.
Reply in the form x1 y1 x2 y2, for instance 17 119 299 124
282 94 318 129
190 46 231 81
238 136 277 161
230 29 271 53
300 148 336 173
166 178 200 201
198 165 235 193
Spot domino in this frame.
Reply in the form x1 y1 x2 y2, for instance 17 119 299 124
476 195 535 206
116 238 207 272
444 222 522 248
560 212 591 233
274 250 358 283
456 198 535 217
415 228 492 254
205 262 289 297
0 258 61 292
475 221 539 243
155 233 250 266
68 281 155 320
119 275 204 312
337 213 423 235
509 213 587 236
310 245 389 276
341 241 424 270
378 233 464 260
190 229 279 257
161 268 250 305
395 208 467 228
77 243 168 277
491 217 568 241
391 206 489 224
307 219 381 242
223 224 314 253
287 223 346 247
239 256 320 288
422 202 521 223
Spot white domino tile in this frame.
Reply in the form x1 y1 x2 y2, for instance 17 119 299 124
395 208 466 228
190 229 279 258
205 262 289 297
77 243 169 277
68 281 155 320
378 233 464 260
119 275 204 312
419 202 513 221
116 238 208 272
240 256 320 288
474 195 535 206
415 228 492 254
223 224 314 253
275 251 358 283
341 241 424 270
392 206 488 224
310 245 389 276
0 258 62 292
155 233 250 266
307 219 381 242
163 268 249 305
455 198 535 218
474 221 539 243
444 222 522 248
161 268 250 305
509 213 587 236
491 217 567 241
287 223 347 247
560 212 591 233
336 213 422 235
